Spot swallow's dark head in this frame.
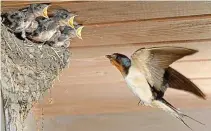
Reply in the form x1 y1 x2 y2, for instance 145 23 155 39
106 53 131 75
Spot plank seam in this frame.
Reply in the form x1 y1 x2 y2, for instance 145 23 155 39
71 38 211 48
82 14 211 27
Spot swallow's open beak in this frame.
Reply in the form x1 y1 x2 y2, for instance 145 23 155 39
76 26 84 39
42 6 50 18
68 15 77 28
106 55 112 59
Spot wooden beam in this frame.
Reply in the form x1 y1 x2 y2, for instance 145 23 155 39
70 41 211 59
70 17 211 47
2 1 211 24
60 61 211 85
2 2 211 47
34 79 211 116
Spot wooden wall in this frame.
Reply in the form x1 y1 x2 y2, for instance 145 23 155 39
2 1 211 116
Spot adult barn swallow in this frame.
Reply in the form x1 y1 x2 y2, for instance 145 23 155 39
106 46 206 130
28 9 76 43
45 24 84 47
2 3 50 39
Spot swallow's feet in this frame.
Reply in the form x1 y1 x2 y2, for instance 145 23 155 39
138 100 144 106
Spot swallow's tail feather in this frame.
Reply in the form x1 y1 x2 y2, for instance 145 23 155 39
152 98 204 130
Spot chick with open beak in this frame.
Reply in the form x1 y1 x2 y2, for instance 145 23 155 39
53 9 77 28
74 22 84 39
29 3 51 18
2 3 51 39
24 3 51 34
45 22 84 47
28 8 82 43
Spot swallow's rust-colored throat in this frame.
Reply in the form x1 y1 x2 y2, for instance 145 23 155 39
106 55 125 75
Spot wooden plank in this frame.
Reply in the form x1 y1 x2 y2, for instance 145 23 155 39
34 79 211 116
2 2 211 24
62 1 211 24
70 41 211 59
69 17 211 47
31 110 211 131
1 1 75 12
60 61 211 85
35 48 211 115
2 2 211 47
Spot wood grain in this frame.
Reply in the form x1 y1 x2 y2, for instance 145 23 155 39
60 60 211 85
61 1 211 25
2 2 211 47
70 17 211 47
33 57 211 115
70 41 211 59
2 1 211 24
34 79 211 116
32 110 211 131
34 42 211 116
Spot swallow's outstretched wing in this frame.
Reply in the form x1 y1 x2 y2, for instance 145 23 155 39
131 46 206 99
165 67 206 99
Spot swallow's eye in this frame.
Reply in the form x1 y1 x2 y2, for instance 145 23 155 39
121 58 131 67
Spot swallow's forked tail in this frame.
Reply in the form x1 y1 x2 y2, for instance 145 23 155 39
152 98 205 130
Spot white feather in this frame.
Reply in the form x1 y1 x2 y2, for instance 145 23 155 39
125 66 153 105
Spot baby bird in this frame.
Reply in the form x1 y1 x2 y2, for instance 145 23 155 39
46 24 84 48
25 16 47 34
2 3 50 39
28 9 77 43
53 9 77 28
23 3 50 33
2 10 25 33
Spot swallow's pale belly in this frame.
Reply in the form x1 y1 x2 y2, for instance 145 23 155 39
125 66 153 105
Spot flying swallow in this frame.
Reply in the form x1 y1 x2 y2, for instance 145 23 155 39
28 9 77 43
2 3 50 39
45 24 84 47
106 46 206 130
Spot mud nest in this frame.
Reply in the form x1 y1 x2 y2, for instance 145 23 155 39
1 24 71 130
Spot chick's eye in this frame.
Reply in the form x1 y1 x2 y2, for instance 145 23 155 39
62 14 67 19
